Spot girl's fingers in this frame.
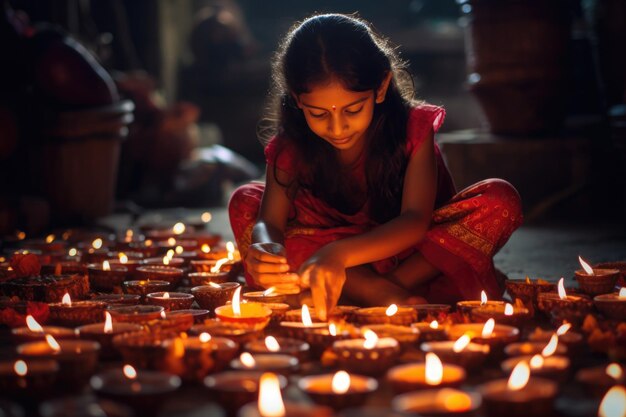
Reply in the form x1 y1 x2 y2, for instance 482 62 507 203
310 272 328 322
254 252 288 263
257 272 299 286
247 258 291 273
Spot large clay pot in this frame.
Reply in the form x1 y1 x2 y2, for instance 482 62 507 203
459 0 571 135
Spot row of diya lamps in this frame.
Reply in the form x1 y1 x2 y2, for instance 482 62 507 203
1 277 625 417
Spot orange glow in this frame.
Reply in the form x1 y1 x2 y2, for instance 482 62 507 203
123 364 137 379
507 361 530 390
329 323 337 336
201 212 212 223
104 312 113 333
386 304 398 317
363 329 379 349
504 303 514 316
45 234 55 243
173 222 185 235
301 304 313 327
258 372 286 417
606 363 623 380
54 263 62 275
232 287 242 317
163 256 170 265
118 253 128 263
26 315 44 332
619 287 626 298
45 335 61 352
62 293 72 307
530 354 544 369
557 278 567 300
162 292 170 299
167 237 176 246
430 320 439 329
578 256 594 275
481 319 495 338
598 386 626 417
199 332 212 343
227 241 235 261
208 282 221 288
453 334 471 352
556 322 571 336
201 244 211 253
175 246 184 254
541 334 558 357
103 260 111 271
211 258 229 273
438 389 472 412
240 352 256 368
480 291 487 305
331 370 350 394
425 352 443 386
263 287 276 296
525 276 531 284
265 336 280 352
14 360 27 376
16 230 26 240
92 238 103 249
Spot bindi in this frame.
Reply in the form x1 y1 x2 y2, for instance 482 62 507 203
331 105 336 111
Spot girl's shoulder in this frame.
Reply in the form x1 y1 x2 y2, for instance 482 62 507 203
264 134 297 175
406 103 446 155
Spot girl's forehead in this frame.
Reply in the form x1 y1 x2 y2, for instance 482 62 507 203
298 80 372 108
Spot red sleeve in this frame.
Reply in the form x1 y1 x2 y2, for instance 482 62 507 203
264 135 296 175
406 104 446 156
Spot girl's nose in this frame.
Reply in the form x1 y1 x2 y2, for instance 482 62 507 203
328 115 346 136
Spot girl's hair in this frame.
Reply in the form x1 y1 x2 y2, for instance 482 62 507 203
260 13 417 223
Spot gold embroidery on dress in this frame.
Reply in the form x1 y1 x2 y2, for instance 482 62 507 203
446 224 494 255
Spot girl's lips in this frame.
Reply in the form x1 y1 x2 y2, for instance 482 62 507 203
330 135 353 144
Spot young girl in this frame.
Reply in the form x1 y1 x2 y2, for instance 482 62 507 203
229 13 522 320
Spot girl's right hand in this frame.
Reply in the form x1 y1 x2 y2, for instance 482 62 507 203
245 242 299 291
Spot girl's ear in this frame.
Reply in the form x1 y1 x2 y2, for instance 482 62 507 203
375 72 393 103
291 93 302 109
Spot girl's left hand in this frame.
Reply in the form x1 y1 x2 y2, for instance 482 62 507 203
298 247 346 322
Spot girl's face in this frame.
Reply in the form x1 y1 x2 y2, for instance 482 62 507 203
296 77 390 164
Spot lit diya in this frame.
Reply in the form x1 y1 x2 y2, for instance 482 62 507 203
189 319 260 345
471 302 531 328
0 359 59 402
537 278 593 325
230 351 299 375
598 386 626 417
245 336 310 362
214 287 272 331
11 315 75 344
594 287 626 320
411 320 448 341
392 388 482 416
91 293 141 307
576 362 625 398
191 281 241 311
504 276 555 313
575 255 619 296
332 328 400 376
108 305 165 325
421 333 490 371
302 322 356 360
353 304 417 326
504 333 567 357
501 353 570 383
48 293 107 327
76 312 143 359
387 352 466 393
135 265 184 290
365 323 420 350
112 331 178 371
448 319 519 358
167 309 210 323
527 322 584 356
298 370 378 410
456 290 504 319
87 260 128 293
122 279 170 301
411 303 452 321
243 286 288 304
145 291 194 311
104 252 144 277
280 304 327 340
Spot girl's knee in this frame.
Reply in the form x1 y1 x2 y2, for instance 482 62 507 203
227 183 264 218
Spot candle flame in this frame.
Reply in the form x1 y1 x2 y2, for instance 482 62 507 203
167 237 176 246
201 212 212 223
175 246 183 254
199 332 212 343
258 372 286 417
265 336 280 352
556 322 571 336
126 229 133 238
362 328 379 349
606 363 623 380
211 258 229 273
26 315 44 332
429 320 439 329
163 292 170 299
16 231 26 240
507 361 530 390
598 386 626 417
437 389 473 412
123 364 137 379
163 256 170 265
68 248 77 257
161 311 166 319
425 352 443 385
45 234 55 243
619 287 626 298
45 334 61 352
331 370 351 394
578 256 594 275
201 244 210 253
557 278 567 300
232 287 242 317
329 323 337 336
62 293 72 307
530 354 544 369
118 253 128 263
173 222 185 235
480 290 488 305
14 360 27 376
386 304 398 317
263 287 276 296
453 334 471 352
173 337 185 358
103 260 111 271
482 319 495 338
525 276 531 284
104 312 113 333
504 303 514 316
92 238 103 249
301 304 313 327
145 239 153 247
542 334 558 357
208 282 221 288
240 352 256 368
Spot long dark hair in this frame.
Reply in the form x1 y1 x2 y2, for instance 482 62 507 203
260 13 417 223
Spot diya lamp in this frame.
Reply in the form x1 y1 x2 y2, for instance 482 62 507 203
40 260 86 276
421 333 490 371
11 314 75 344
504 333 567 357
302 322 356 360
105 252 144 277
90 364 181 417
188 271 228 287
17 334 100 391
143 253 186 269
108 305 165 325
135 265 184 290
411 320 448 341
501 353 571 383
594 287 626 320
411 303 452 322
168 308 210 323
299 370 378 410
196 242 228 260
82 238 111 264
190 257 235 274
145 291 195 311
122 279 170 301
243 286 289 304
332 328 400 376
245 336 310 362
91 293 141 306
387 352 466 393
392 388 482 417
112 331 178 370
478 361 558 417
0 359 59 402
259 302 291 328
128 239 159 258
448 319 520 359
471 302 531 328
456 291 504 320
353 304 417 326
214 287 272 331
48 293 107 326
364 323 420 351
76 312 143 359
189 257 233 284
230 351 299 375
192 281 241 311
598 386 626 417
527 322 584 356
190 319 260 345
576 362 626 398
87 260 129 293
146 310 194 333
505 276 555 314
537 278 593 325
575 256 620 296
279 304 328 340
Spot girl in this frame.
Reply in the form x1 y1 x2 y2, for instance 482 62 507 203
229 14 522 320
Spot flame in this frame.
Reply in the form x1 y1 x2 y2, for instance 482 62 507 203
258 372 286 417
62 293 72 307
557 278 567 300
227 242 235 260
504 303 514 316
329 323 337 336
26 315 44 332
525 276 531 284
161 311 166 319
163 256 170 265
606 363 623 380
126 229 133 238
45 234 55 243
453 334 471 352
16 231 25 240
173 222 185 235
301 304 313 327
556 322 571 336
175 246 183 254
619 287 626 298
240 352 256 368
92 238 103 249
437 389 472 412
102 260 111 271
530 354 544 369
263 287 276 296
163 292 170 299
598 386 626 417
482 319 495 338
167 237 176 246
386 304 398 317
480 291 487 305
578 256 594 275
123 364 137 379
265 336 280 352
201 212 212 223
425 352 443 386
430 320 439 329
507 361 530 390
542 334 558 357
45 334 61 352
173 337 185 358
14 360 27 376
201 244 210 253
232 287 242 317
199 332 212 343
208 282 221 288
332 370 351 394
363 329 379 349
211 258 229 273
145 239 153 247
104 312 113 333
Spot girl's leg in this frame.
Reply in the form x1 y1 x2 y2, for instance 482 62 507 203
341 265 427 306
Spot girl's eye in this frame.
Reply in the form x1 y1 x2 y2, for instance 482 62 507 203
309 111 327 118
345 106 364 115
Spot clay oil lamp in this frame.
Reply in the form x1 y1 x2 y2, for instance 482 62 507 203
245 336 310 362
190 257 232 285
135 265 184 290
105 252 144 277
112 331 177 370
17 334 100 390
392 388 482 417
537 278 593 325
598 386 626 417
11 315 75 344
448 319 519 359
76 312 143 359
575 255 619 296
594 287 626 320
230 351 299 375
147 310 194 333
0 359 59 402
128 239 159 258
299 370 378 410
192 281 241 312
365 323 420 351
145 291 194 311
505 276 555 314
411 320 448 341
168 309 210 323
109 305 165 325
40 260 86 276
82 238 111 264
332 328 400 376
411 303 452 322
302 322 356 360
215 287 272 331
190 319 260 345
478 361 558 417
122 279 170 301
456 291 504 320
143 253 186 269
48 293 107 326
87 260 128 293
353 303 417 326
387 352 466 394
279 304 328 340
504 333 567 357
243 286 288 304
576 362 625 398
196 242 226 261
421 333 490 371
259 302 290 328
471 302 531 328
91 293 141 307
502 353 570 383
527 322 584 356
188 271 228 287
90 364 181 417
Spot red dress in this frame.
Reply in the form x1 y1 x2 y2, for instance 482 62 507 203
229 104 523 304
